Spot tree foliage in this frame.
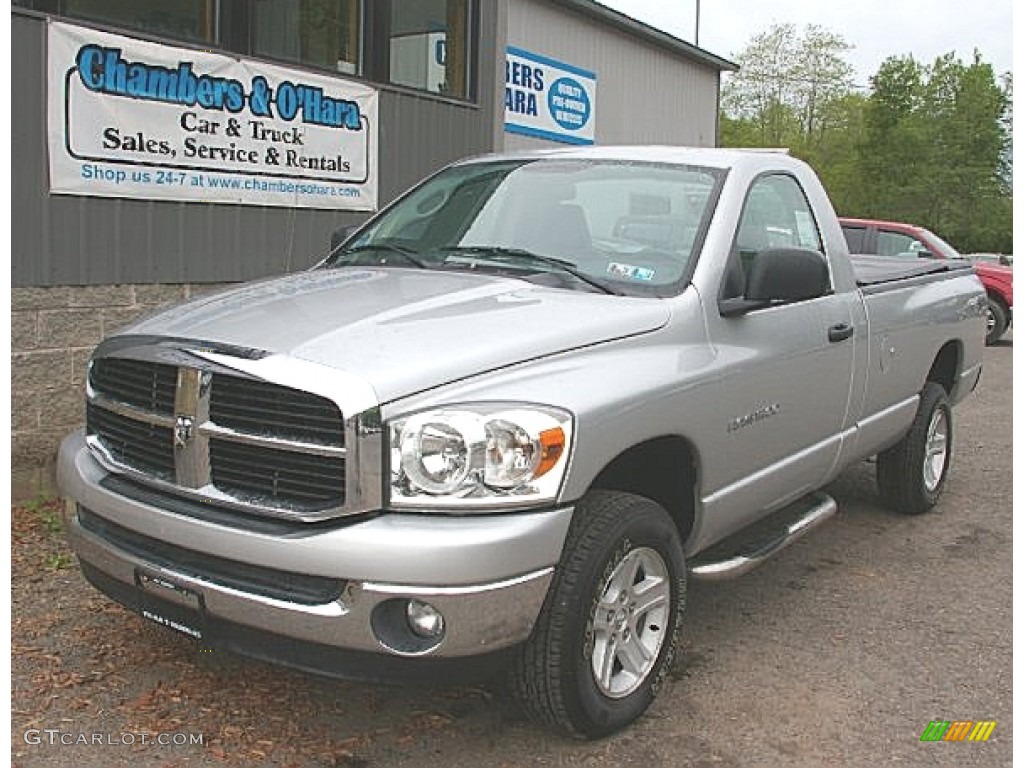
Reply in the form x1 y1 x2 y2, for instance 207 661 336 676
720 26 1013 254
722 24 854 147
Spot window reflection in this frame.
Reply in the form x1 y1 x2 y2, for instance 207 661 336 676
253 0 361 74
389 0 469 98
17 0 476 100
64 0 215 42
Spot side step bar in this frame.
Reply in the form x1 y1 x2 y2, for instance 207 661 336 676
688 492 837 581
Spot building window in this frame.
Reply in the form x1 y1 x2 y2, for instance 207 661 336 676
387 0 470 98
251 0 361 75
16 0 476 101
57 0 216 42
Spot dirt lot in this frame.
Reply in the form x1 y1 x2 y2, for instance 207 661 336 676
11 339 1012 767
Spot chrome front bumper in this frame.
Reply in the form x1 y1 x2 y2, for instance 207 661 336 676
58 431 573 660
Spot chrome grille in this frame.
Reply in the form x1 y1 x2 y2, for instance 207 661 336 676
86 403 175 480
86 355 350 520
210 439 345 507
210 376 343 446
89 358 177 414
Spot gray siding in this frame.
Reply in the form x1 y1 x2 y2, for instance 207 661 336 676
504 0 721 151
12 7 500 287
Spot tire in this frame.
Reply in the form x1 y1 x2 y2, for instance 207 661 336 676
985 297 1009 345
509 491 686 738
876 382 953 515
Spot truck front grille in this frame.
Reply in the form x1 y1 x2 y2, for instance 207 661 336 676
210 439 345 507
210 376 344 446
90 358 177 414
86 403 175 480
86 356 349 521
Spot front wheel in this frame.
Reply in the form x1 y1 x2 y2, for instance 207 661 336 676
509 491 686 738
876 382 953 515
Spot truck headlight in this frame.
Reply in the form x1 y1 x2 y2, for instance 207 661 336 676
388 404 573 510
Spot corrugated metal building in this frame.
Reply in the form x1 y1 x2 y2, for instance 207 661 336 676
11 0 735 494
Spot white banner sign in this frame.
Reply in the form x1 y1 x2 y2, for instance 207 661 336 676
47 20 378 210
504 46 596 145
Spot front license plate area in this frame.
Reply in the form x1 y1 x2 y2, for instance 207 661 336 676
135 569 205 641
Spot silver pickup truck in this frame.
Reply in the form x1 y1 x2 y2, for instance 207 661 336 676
58 147 985 737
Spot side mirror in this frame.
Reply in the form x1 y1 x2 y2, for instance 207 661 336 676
720 247 830 316
330 224 356 254
746 247 830 302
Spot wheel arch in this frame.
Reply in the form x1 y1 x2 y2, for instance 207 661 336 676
585 435 700 546
926 340 961 396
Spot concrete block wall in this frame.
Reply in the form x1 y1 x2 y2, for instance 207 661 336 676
11 283 234 500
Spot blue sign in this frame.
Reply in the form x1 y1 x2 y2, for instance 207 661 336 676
547 77 591 132
505 47 596 145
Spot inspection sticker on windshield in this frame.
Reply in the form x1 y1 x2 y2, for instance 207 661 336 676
607 262 656 281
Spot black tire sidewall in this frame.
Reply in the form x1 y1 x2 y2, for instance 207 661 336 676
986 299 1008 345
877 381 953 515
915 386 953 508
560 496 686 737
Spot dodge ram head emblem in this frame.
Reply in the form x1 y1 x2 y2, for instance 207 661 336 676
173 416 194 449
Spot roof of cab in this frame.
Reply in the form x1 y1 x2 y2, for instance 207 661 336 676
454 145 804 173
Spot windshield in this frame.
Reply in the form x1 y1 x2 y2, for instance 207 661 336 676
326 158 724 296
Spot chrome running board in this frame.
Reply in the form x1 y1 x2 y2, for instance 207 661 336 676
688 492 837 581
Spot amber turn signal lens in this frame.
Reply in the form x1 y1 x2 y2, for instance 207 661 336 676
536 427 566 478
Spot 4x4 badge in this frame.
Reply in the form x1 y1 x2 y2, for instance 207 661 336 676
173 415 194 449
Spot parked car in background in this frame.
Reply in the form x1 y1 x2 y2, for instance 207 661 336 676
964 252 1013 268
839 217 1013 344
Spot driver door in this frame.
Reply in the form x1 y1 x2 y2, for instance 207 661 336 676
698 173 860 542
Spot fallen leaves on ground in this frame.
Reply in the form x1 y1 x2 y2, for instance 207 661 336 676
11 500 505 768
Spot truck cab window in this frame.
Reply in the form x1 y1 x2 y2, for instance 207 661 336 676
722 174 825 299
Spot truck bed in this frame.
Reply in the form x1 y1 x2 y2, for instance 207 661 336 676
851 254 975 288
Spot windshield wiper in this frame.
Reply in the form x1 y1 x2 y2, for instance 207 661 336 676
334 243 430 269
441 246 620 295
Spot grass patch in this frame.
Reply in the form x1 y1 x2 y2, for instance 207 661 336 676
44 552 74 571
14 495 74 571
23 494 64 536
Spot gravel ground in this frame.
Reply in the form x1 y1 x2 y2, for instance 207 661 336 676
11 338 1012 767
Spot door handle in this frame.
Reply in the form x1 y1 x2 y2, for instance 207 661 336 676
828 323 854 343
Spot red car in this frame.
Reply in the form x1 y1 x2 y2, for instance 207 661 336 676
840 217 1013 344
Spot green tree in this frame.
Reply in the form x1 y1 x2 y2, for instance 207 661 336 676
860 52 1012 252
859 56 931 220
801 92 870 215
719 26 1012 254
721 23 854 148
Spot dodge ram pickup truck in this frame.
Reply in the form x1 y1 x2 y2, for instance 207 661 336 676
58 147 986 738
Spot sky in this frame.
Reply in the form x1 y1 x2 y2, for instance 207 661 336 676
597 0 1013 89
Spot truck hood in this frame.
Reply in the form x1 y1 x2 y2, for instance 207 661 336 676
123 268 671 402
